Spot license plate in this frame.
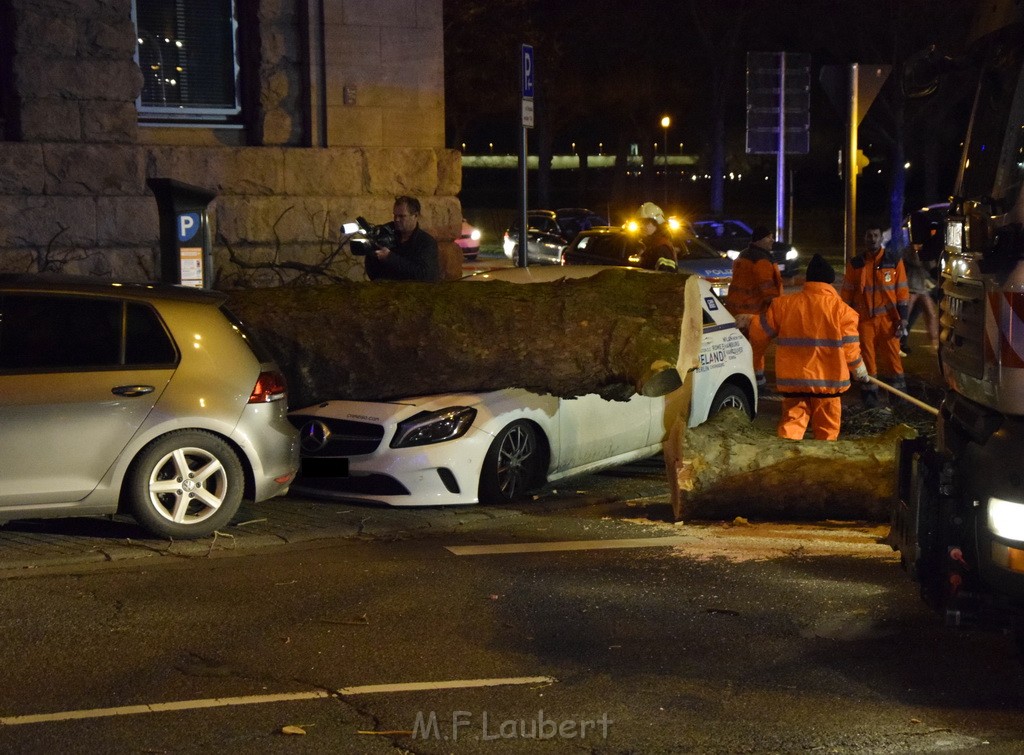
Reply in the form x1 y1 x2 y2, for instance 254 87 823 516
301 457 349 477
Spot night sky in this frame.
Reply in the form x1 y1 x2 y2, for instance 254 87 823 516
444 0 976 218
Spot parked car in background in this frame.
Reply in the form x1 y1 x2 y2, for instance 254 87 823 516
552 207 609 240
560 226 733 296
502 207 609 264
288 265 756 507
502 210 568 264
0 275 299 539
692 218 801 279
456 219 481 260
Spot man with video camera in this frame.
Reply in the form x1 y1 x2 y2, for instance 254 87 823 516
364 195 440 282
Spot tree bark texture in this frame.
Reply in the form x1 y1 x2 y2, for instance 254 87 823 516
227 269 702 409
665 408 918 522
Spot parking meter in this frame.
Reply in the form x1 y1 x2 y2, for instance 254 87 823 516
147 178 217 288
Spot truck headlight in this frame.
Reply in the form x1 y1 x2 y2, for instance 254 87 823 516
946 219 964 254
392 407 477 448
987 497 1024 541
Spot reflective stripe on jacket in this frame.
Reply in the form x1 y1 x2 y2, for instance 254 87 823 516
840 249 910 322
725 246 782 315
750 281 863 395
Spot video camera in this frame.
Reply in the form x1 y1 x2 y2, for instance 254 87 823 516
344 216 398 256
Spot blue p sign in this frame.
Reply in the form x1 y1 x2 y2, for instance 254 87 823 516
177 212 200 243
522 44 534 98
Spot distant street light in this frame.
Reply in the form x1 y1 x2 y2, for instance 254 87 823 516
660 116 671 205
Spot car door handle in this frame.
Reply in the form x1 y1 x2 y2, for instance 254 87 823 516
111 385 155 397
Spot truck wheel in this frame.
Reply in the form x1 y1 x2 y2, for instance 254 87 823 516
124 431 245 539
710 383 753 419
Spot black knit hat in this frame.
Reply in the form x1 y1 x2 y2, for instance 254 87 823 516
806 253 836 284
750 225 773 243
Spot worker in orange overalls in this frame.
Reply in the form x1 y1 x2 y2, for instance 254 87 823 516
840 225 910 407
725 225 783 394
749 254 868 440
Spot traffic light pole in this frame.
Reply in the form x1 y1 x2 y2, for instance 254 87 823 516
845 63 858 267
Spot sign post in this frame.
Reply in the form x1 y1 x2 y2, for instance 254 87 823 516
518 44 534 268
746 52 810 242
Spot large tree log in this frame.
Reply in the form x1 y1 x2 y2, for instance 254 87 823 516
226 269 703 408
664 408 917 522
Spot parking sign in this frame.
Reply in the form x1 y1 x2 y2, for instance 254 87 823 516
522 44 534 99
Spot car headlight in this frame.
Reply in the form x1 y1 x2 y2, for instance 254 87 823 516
785 248 798 261
391 407 477 448
726 249 740 260
987 497 1024 541
470 229 481 241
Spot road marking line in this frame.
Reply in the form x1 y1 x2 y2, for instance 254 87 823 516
338 676 554 695
0 691 331 726
0 677 556 726
446 536 693 556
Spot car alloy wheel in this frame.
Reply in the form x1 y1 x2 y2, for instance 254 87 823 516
479 420 541 504
711 383 753 419
125 430 245 539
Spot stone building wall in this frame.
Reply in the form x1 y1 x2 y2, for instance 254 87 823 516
0 0 462 285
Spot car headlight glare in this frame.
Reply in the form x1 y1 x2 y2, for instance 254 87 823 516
785 248 798 261
987 497 1024 541
392 407 477 448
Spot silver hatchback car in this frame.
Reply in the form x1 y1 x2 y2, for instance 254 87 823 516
0 276 299 539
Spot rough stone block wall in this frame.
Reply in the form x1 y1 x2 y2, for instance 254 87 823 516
0 144 463 283
0 0 463 286
10 0 142 144
322 0 445 148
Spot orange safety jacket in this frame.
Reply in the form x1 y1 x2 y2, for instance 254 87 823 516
750 281 863 395
840 248 910 323
725 246 782 315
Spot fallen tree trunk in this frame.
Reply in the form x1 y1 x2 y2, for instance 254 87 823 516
227 269 702 408
665 408 917 522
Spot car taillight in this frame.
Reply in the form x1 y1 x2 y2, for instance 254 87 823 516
249 370 288 403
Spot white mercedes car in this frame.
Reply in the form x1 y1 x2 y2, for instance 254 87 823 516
288 266 756 506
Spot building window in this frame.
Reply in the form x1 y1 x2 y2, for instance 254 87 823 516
132 0 241 123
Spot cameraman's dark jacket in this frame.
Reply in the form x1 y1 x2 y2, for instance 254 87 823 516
365 225 440 282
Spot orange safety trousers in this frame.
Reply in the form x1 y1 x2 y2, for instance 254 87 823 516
778 396 843 441
859 314 903 379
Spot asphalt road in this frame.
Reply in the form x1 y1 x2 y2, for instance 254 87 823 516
1 512 1022 753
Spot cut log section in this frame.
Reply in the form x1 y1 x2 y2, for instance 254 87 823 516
665 408 918 522
227 269 703 408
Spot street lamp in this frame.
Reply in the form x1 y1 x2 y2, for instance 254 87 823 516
660 116 671 206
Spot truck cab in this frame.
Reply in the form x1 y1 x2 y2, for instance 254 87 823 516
892 2 1024 638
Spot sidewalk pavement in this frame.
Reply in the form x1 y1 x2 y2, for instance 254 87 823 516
0 496 529 575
